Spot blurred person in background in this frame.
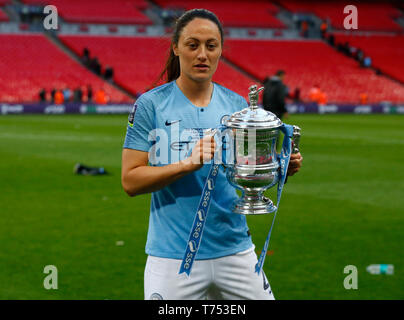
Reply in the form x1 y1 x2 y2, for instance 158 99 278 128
95 88 108 104
356 49 364 63
54 89 64 105
318 90 328 105
292 87 301 103
87 85 93 102
360 92 369 105
320 20 328 38
327 33 335 46
82 47 90 67
39 88 46 102
301 20 309 38
362 56 372 68
50 88 56 103
63 87 72 102
309 84 327 105
73 87 83 103
309 84 321 103
262 70 288 120
90 57 101 75
104 66 114 82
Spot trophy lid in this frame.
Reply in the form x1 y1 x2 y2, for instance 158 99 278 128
223 85 283 129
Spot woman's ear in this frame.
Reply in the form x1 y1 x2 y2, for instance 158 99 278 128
172 43 179 57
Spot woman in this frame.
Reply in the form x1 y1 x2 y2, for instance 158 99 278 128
121 9 303 300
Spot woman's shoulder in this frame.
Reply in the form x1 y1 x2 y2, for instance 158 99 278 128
136 82 176 106
214 83 248 108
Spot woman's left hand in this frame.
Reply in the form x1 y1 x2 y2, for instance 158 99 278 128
287 152 303 176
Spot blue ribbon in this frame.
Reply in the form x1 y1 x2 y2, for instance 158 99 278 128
179 126 225 276
255 123 294 275
178 162 220 276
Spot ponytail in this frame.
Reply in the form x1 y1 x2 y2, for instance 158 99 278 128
160 46 181 83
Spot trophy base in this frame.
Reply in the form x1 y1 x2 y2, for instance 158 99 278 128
232 196 277 215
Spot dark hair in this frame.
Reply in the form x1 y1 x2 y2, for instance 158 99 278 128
158 9 224 83
275 70 285 77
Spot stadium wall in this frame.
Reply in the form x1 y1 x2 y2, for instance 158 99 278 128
1 103 404 115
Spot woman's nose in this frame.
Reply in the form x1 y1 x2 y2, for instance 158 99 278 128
197 46 207 60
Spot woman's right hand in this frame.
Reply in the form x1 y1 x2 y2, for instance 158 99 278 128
181 135 216 173
122 135 217 197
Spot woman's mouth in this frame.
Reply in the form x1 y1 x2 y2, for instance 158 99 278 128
194 64 209 70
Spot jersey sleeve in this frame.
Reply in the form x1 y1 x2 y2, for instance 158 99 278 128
123 95 155 152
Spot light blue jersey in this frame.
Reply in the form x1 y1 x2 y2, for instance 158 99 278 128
123 81 254 259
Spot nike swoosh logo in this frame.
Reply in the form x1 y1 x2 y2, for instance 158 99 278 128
165 120 181 126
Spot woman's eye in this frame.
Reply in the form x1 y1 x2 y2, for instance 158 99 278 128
189 43 197 49
208 44 217 50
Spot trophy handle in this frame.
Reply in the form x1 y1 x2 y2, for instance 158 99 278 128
205 127 229 171
292 125 301 154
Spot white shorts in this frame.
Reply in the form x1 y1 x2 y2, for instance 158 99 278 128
144 247 275 300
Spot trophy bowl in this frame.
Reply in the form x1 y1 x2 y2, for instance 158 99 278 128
221 85 287 215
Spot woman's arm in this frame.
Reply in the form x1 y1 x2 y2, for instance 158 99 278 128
121 135 216 197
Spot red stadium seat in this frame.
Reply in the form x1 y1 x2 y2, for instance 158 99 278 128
223 39 404 103
21 0 152 25
279 0 403 32
0 34 131 103
334 33 404 84
154 0 285 28
59 35 257 99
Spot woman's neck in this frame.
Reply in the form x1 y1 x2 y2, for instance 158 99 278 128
176 75 213 107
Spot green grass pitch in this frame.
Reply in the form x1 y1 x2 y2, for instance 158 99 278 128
0 114 403 299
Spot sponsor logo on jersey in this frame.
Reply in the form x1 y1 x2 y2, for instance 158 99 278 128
170 140 192 151
128 104 137 127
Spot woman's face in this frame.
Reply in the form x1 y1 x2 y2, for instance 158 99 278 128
173 18 222 83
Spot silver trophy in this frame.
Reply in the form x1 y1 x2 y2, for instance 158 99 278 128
221 85 301 215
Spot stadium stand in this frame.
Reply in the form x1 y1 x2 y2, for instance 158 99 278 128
0 0 403 105
59 35 256 98
279 0 403 32
333 33 404 84
21 0 152 25
154 0 286 28
212 61 257 99
223 39 404 103
60 36 171 96
0 34 131 103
